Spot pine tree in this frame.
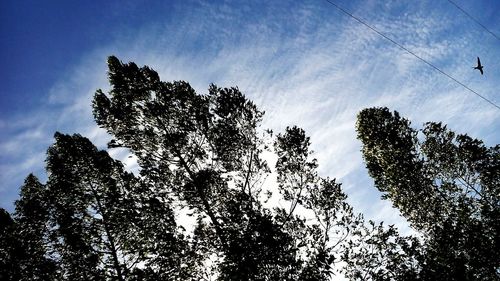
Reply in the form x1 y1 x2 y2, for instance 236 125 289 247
92 56 360 279
356 107 500 280
45 133 192 280
14 174 58 280
8 57 497 280
0 208 22 281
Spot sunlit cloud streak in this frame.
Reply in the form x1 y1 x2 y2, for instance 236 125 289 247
1 0 499 238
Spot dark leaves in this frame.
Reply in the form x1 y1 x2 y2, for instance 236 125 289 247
356 107 500 280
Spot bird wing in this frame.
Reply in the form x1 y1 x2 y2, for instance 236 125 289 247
477 57 482 67
480 68 483 75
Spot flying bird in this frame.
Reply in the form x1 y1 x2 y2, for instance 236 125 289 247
474 57 484 75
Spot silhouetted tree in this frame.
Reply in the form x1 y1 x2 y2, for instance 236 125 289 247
0 208 22 281
44 132 194 280
341 220 422 280
6 57 360 281
6 57 497 281
13 174 58 280
92 56 360 279
356 107 500 280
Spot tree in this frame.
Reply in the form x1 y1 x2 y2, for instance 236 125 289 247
44 132 194 280
7 56 497 280
0 208 22 281
5 56 363 281
340 220 422 280
356 107 500 280
13 174 58 281
92 56 360 279
1 175 60 281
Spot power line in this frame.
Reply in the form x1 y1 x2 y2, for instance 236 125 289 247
446 0 500 41
323 0 500 111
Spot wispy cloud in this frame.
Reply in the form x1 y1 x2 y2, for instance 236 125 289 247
1 0 498 240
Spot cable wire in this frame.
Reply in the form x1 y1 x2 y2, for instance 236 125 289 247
323 0 500 111
446 0 500 41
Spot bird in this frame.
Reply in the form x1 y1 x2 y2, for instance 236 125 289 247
473 57 484 75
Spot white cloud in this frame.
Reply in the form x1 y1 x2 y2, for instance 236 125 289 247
2 0 499 247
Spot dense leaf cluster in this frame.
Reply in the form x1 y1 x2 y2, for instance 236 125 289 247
356 107 500 280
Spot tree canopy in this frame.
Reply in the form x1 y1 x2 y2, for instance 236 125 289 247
356 107 499 280
2 57 498 280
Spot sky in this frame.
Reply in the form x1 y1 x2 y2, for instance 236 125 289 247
1 0 499 237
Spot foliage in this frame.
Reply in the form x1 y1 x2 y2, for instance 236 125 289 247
341 220 422 280
2 57 361 280
0 208 22 281
45 132 194 280
356 107 500 280
91 56 363 279
14 175 59 281
3 58 498 281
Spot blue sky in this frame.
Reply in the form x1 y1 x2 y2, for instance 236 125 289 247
1 0 499 237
